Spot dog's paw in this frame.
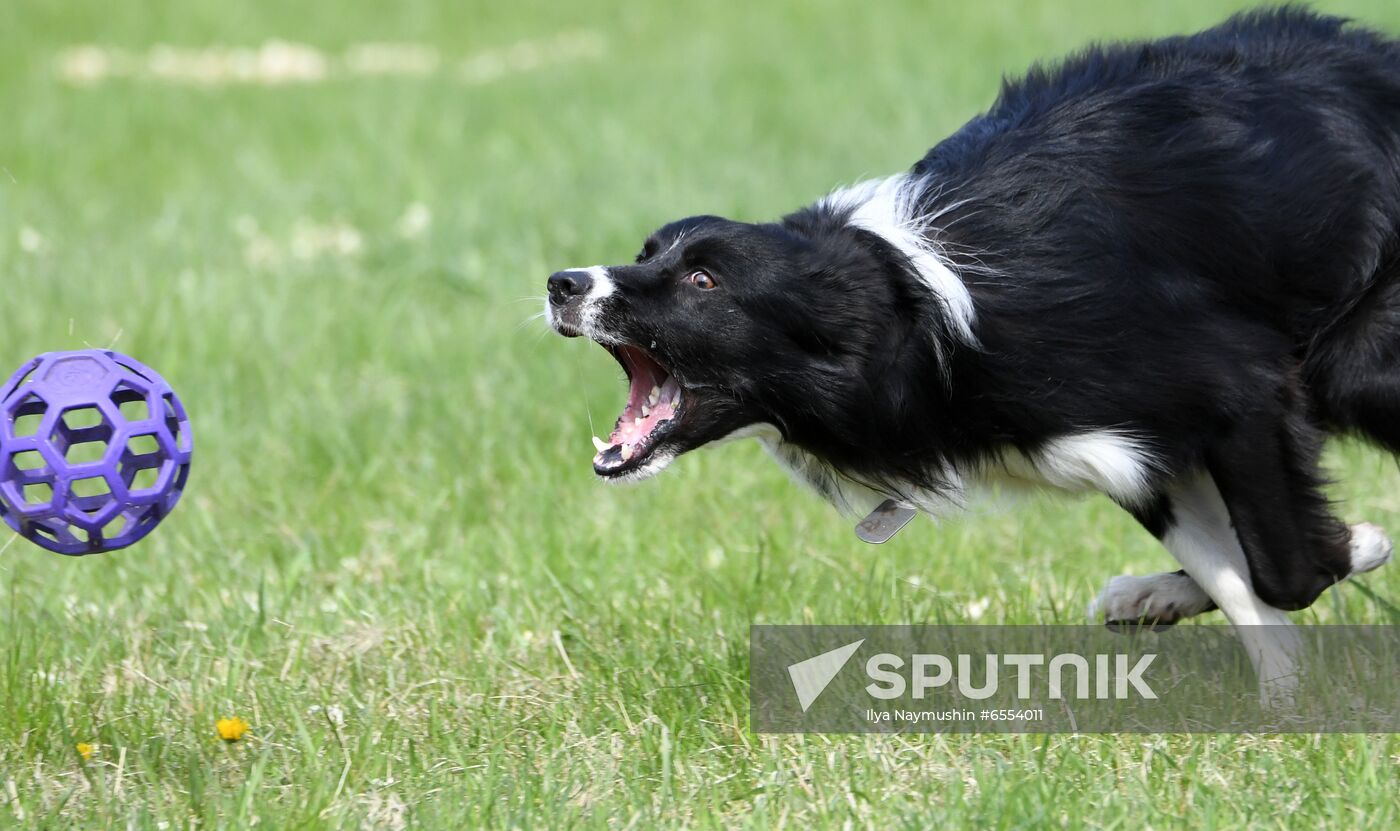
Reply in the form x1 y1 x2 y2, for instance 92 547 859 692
1349 523 1393 576
1089 571 1214 630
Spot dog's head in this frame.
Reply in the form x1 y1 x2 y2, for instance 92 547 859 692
547 213 934 481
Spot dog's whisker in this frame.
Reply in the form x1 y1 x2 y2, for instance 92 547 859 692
515 310 550 331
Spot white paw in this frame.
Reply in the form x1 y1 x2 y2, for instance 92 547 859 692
1089 571 1214 626
1349 523 1393 576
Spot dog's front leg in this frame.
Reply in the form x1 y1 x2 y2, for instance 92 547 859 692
1157 473 1302 705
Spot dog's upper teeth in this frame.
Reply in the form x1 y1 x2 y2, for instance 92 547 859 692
591 435 608 452
641 404 651 417
633 417 644 427
648 386 660 406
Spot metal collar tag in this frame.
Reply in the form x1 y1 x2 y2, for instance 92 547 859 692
855 499 917 544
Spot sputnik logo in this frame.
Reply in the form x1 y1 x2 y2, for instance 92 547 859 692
786 639 864 712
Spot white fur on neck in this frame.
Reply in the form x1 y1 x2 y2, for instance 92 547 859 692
819 173 978 346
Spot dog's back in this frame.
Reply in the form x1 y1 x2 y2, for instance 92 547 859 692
915 8 1400 458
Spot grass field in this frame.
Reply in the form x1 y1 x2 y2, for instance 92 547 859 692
3 0 1400 827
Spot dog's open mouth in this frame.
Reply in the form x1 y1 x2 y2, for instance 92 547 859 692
592 345 683 477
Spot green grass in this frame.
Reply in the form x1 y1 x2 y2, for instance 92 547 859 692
3 0 1400 827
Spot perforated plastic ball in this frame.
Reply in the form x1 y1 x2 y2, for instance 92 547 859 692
0 350 193 555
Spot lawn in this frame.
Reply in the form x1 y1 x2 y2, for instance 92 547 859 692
2 0 1399 827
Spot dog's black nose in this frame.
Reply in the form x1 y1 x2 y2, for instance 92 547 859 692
548 270 593 306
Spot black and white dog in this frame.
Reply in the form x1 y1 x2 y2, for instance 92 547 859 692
546 9 1399 689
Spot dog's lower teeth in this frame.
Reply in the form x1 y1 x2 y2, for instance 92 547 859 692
621 443 634 461
591 435 608 452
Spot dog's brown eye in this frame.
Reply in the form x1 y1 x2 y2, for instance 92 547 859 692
685 270 717 290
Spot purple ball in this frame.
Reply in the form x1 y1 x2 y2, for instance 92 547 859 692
0 350 193 555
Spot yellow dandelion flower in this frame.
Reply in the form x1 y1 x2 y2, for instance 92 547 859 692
76 742 95 761
215 717 250 742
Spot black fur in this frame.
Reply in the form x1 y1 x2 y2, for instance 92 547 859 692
549 8 1400 611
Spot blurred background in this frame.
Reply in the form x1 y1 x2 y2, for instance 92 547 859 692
2 1 1399 827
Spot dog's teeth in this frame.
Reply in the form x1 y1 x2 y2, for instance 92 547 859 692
633 417 643 427
641 404 651 417
591 435 608 452
621 443 634 461
648 386 661 405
